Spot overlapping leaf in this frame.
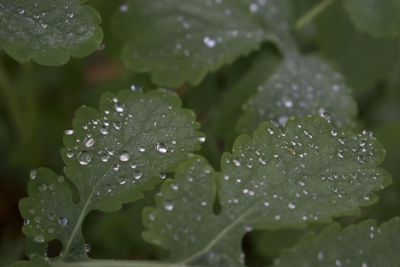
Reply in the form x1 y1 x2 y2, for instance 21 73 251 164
237 54 357 135
142 116 389 266
111 0 295 86
0 0 103 65
344 0 400 38
273 217 400 267
316 1 399 95
17 89 204 263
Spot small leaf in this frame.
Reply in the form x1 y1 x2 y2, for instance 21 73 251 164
111 0 295 86
273 217 400 267
18 89 204 262
0 0 103 65
143 116 389 266
237 54 357 134
344 0 400 38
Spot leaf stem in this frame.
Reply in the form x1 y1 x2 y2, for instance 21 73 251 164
0 60 26 142
295 0 336 30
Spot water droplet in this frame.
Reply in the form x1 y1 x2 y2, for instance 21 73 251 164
23 219 30 225
160 173 166 179
113 163 120 171
288 202 296 209
98 43 105 50
30 170 37 179
156 142 168 153
78 151 92 165
119 151 129 161
203 36 216 48
317 251 324 261
115 102 125 112
321 112 331 123
84 137 94 147
357 155 366 163
119 4 128 12
101 152 110 162
113 122 122 130
58 217 68 226
198 136 206 143
100 126 108 135
34 234 45 243
85 244 91 252
66 149 74 158
139 147 146 152
17 8 25 14
134 170 142 179
38 184 47 193
331 130 337 136
117 177 126 185
164 200 174 211
258 157 267 165
130 85 143 92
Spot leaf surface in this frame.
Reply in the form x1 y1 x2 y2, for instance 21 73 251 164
18 89 204 263
273 217 400 267
344 0 400 38
143 116 389 266
0 0 103 65
237 54 357 134
111 0 295 86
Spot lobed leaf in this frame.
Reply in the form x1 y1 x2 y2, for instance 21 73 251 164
111 0 295 87
0 0 103 65
237 54 357 134
316 1 399 95
273 217 400 267
18 89 204 263
344 0 400 38
142 115 390 266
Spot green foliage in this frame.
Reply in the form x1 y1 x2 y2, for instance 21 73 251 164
273 217 400 266
0 0 399 266
0 0 103 65
344 0 400 38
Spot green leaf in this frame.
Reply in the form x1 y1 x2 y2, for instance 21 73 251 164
111 0 295 87
237 54 358 135
344 0 400 38
18 89 204 263
316 1 399 95
273 217 400 266
0 0 103 65
142 116 389 266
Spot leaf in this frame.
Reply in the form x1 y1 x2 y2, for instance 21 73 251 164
142 116 389 266
111 0 296 87
18 89 204 263
0 0 103 65
316 0 399 95
344 0 400 38
273 217 400 266
237 54 358 135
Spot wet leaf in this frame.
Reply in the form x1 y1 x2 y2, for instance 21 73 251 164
237 54 357 135
142 115 389 266
18 89 204 263
111 0 295 86
0 0 103 65
273 217 400 267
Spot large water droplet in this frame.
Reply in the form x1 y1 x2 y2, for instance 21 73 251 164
119 151 129 161
164 200 174 211
115 102 125 113
34 234 45 243
156 142 168 153
65 129 74 135
134 170 142 179
84 137 94 147
38 184 47 193
78 151 92 165
58 217 68 226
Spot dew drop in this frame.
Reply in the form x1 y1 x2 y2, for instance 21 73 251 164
84 137 94 147
30 170 37 180
119 151 129 161
198 136 206 143
115 102 125 112
85 244 91 252
101 152 110 162
34 234 45 243
38 184 47 193
134 170 142 179
160 173 166 179
58 217 68 226
66 149 74 158
65 129 74 135
321 112 331 123
164 200 174 211
156 142 168 153
78 151 92 165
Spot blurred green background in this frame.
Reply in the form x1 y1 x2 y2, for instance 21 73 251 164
0 1 399 266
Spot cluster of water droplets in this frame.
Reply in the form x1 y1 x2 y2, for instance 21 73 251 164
241 56 356 132
221 116 384 225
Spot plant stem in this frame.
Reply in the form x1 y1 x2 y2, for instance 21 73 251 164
0 60 26 142
295 0 336 30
